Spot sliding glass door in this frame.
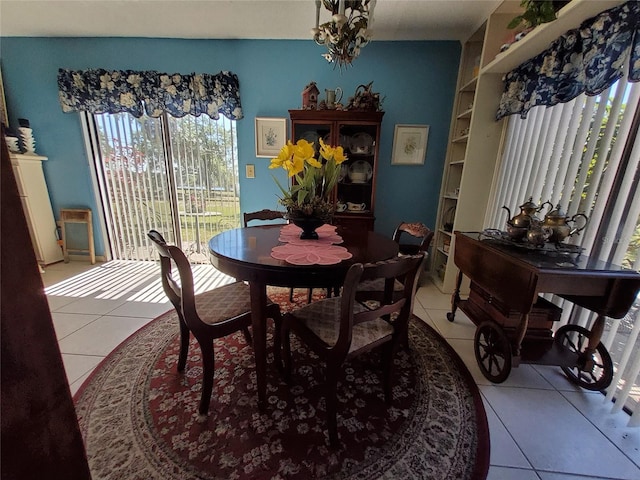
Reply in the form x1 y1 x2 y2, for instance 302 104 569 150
90 112 240 263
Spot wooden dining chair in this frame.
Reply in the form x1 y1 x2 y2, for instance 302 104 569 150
243 209 287 226
281 252 427 446
147 230 282 415
356 221 434 302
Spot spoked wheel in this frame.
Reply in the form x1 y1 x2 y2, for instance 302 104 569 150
554 324 613 391
474 321 512 383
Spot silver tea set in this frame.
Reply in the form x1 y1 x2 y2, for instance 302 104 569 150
502 197 588 246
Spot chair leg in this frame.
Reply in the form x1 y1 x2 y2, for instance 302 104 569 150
381 343 395 405
242 326 253 346
177 315 190 372
271 308 283 371
325 365 340 448
289 288 295 302
198 340 215 416
307 289 313 303
282 324 292 382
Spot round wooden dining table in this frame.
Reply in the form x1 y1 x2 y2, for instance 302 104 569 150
208 224 399 408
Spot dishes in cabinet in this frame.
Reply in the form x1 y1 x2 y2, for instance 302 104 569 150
348 160 372 183
323 133 351 150
299 131 319 146
350 132 374 154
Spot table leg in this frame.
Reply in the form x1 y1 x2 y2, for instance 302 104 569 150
587 314 605 354
249 281 268 410
513 313 529 359
446 269 463 322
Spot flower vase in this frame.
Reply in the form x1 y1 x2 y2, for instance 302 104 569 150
291 216 325 240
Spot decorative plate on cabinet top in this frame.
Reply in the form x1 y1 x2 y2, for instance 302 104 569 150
350 132 374 154
348 160 373 183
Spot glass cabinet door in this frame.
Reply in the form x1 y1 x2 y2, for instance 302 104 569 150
289 110 383 231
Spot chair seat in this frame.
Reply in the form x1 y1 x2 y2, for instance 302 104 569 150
290 297 394 353
356 278 404 292
195 282 275 326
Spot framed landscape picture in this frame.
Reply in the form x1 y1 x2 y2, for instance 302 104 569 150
391 124 429 165
255 117 287 158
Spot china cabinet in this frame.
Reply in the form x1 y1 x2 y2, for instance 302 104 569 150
10 153 64 265
432 0 622 293
289 110 384 231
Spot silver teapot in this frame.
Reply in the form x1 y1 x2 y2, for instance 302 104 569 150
502 197 544 241
542 204 588 243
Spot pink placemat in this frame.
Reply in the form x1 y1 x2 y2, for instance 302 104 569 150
271 243 352 265
278 223 343 245
271 224 352 265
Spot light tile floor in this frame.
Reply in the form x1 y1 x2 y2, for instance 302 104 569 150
43 260 640 480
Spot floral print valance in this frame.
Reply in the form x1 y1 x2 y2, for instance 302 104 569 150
497 1 639 120
58 69 243 120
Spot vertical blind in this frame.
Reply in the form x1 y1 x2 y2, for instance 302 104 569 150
485 75 640 420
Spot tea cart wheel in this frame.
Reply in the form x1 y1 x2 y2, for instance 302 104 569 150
474 321 512 383
555 324 613 391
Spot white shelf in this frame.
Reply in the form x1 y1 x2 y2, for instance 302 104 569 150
450 160 465 166
483 0 624 74
452 135 469 144
459 77 478 92
457 108 473 119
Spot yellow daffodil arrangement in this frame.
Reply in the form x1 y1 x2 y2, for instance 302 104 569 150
269 138 347 223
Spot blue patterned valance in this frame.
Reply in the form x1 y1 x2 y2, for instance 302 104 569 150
58 69 243 120
497 1 639 120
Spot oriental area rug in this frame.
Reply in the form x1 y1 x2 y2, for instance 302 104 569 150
73 287 490 480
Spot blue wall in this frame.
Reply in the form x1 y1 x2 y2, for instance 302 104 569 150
1 37 460 256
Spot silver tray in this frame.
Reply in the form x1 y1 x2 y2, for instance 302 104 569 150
480 229 584 255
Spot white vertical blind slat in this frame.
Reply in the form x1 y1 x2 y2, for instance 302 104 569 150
570 91 610 217
582 84 640 256
582 81 628 222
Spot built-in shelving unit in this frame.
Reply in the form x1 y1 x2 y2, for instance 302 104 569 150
431 0 623 293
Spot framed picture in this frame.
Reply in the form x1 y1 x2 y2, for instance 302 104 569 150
391 124 429 165
255 117 287 158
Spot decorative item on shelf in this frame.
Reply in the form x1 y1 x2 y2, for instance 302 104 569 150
346 82 383 112
311 0 377 70
18 118 36 154
5 134 20 153
442 205 456 232
269 137 347 239
301 82 320 110
348 160 372 183
443 236 451 253
324 87 343 110
347 202 366 212
507 0 570 30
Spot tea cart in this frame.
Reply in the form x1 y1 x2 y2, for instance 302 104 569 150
446 231 640 389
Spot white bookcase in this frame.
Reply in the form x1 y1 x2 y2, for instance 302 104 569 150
10 153 64 265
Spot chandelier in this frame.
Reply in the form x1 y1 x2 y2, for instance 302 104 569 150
312 0 376 70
